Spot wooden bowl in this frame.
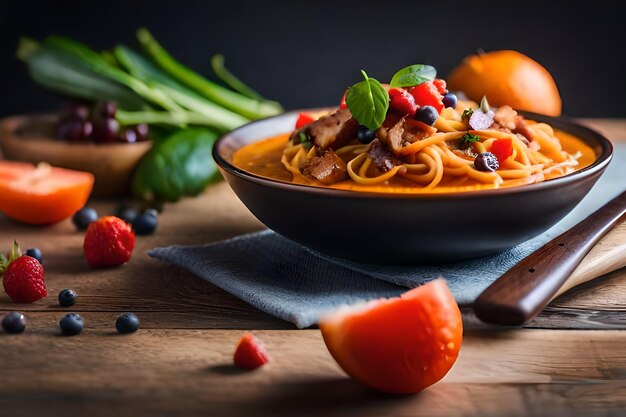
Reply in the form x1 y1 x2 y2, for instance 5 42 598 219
0 114 152 197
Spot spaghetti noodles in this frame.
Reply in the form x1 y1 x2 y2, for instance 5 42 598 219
277 105 584 191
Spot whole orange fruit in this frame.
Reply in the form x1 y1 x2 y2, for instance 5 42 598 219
447 50 562 116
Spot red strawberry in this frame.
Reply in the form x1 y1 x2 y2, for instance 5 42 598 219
234 333 270 370
0 241 47 303
83 216 135 268
388 88 418 117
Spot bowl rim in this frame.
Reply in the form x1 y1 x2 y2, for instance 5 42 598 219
213 108 614 200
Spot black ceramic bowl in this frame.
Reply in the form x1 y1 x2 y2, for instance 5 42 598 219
214 110 612 264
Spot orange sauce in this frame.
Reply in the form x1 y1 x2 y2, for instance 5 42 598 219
232 130 597 194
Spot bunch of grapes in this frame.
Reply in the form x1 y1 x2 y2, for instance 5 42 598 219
56 101 149 144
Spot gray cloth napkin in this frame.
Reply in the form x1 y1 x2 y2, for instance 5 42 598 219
149 143 626 328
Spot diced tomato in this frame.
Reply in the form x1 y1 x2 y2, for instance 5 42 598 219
388 88 418 117
295 112 315 129
433 79 447 95
340 89 348 109
233 333 270 370
409 82 444 113
319 279 462 394
491 138 513 164
0 161 94 225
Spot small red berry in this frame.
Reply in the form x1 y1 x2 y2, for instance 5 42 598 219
233 333 270 370
409 81 444 114
83 216 135 268
0 242 47 303
433 79 447 95
388 88 418 117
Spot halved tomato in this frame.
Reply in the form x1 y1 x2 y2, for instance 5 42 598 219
0 161 94 224
319 279 462 394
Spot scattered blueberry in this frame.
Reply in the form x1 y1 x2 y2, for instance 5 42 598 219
59 313 84 336
356 126 376 144
115 313 140 334
143 208 159 218
1 312 26 334
72 207 99 230
474 152 500 172
114 205 138 224
413 105 438 126
442 92 458 109
132 210 159 236
58 289 78 307
25 248 43 265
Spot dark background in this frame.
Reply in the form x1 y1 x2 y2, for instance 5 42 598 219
1 0 625 117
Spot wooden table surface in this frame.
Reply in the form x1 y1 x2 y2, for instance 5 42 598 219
1 119 625 417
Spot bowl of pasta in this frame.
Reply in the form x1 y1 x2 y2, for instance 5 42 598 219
213 67 612 264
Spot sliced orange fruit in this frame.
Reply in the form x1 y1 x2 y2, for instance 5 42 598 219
0 161 94 225
447 50 562 116
319 279 462 394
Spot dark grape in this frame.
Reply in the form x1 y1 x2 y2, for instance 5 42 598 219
56 118 85 142
62 103 89 121
82 121 93 141
134 123 149 142
119 129 137 144
98 101 117 118
93 118 120 143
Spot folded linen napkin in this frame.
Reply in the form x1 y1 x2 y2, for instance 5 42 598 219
149 143 625 328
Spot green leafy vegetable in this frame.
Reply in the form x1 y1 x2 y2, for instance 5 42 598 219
136 28 282 120
17 37 146 110
345 70 389 131
115 46 249 131
389 64 436 88
45 36 183 113
211 54 264 101
132 128 220 202
461 108 474 120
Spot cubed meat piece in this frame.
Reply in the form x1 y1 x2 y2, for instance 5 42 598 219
367 139 403 173
289 108 359 150
377 115 437 155
494 105 518 130
302 149 348 184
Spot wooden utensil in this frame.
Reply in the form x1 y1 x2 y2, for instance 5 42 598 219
474 190 626 325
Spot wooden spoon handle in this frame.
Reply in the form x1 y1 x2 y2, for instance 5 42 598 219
474 190 626 325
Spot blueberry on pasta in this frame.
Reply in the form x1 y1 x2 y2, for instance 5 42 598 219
474 152 499 172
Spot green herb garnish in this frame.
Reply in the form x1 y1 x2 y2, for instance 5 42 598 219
459 133 481 150
298 132 310 144
461 133 480 143
345 70 389 131
389 64 436 88
461 108 474 120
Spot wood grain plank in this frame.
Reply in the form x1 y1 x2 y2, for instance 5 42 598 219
0 329 625 417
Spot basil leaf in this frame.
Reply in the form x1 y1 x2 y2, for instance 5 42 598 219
389 64 436 88
346 70 389 131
